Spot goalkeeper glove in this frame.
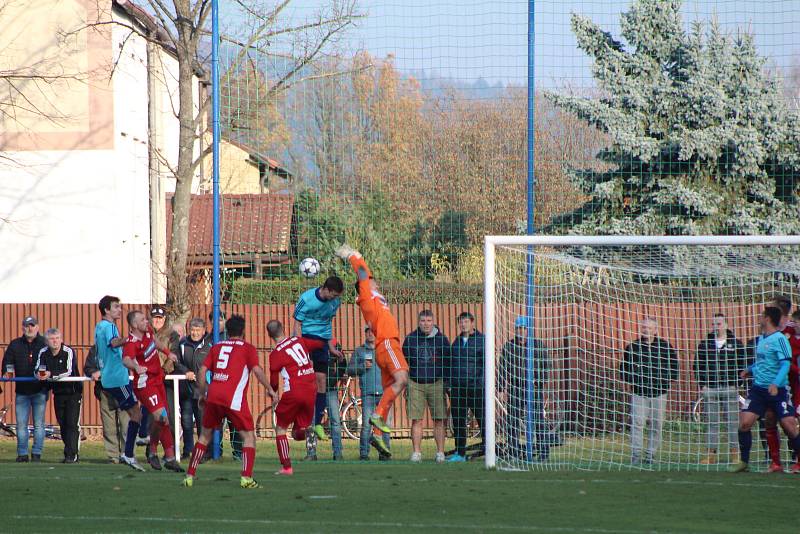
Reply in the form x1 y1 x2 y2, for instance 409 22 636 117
334 244 360 260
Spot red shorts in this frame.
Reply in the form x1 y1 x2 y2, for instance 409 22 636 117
135 384 167 415
275 390 315 430
202 400 254 432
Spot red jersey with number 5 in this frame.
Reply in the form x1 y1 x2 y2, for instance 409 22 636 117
203 339 260 411
269 336 325 394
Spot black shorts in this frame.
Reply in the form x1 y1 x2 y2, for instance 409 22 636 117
302 334 330 371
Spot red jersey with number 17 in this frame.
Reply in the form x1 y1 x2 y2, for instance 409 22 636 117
203 339 260 411
123 327 164 391
269 336 325 394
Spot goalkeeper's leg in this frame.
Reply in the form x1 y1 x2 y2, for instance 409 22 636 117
372 339 409 434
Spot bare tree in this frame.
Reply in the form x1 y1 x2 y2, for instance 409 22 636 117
83 0 361 320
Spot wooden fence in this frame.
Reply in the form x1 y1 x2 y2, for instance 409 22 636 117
0 301 767 436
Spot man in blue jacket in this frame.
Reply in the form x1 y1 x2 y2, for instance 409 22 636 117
448 311 485 462
402 310 450 463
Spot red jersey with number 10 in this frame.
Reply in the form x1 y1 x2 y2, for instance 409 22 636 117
269 336 325 394
203 339 260 411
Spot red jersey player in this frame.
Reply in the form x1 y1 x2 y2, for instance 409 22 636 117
266 320 326 475
122 310 183 472
182 315 276 489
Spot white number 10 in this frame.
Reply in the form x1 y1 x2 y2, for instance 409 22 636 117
286 344 309 366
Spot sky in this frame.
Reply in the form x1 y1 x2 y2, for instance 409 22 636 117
265 0 800 88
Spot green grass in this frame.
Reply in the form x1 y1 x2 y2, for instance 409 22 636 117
0 437 796 533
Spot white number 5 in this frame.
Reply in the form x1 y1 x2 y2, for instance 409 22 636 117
218 345 233 369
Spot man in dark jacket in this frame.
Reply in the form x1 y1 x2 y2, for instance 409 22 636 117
169 317 211 458
84 344 130 463
694 313 747 465
2 315 47 462
620 317 678 465
36 328 82 463
402 309 450 463
498 316 552 461
448 311 485 461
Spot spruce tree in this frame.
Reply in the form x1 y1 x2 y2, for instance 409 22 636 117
545 0 800 237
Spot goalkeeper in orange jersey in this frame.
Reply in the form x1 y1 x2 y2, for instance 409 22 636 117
335 245 408 458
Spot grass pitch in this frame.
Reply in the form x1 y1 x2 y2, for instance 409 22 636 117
0 438 796 533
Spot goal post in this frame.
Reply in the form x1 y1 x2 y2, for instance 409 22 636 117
484 235 800 471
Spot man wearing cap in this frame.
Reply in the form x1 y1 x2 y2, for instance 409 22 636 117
448 311 486 462
2 315 48 462
498 316 552 461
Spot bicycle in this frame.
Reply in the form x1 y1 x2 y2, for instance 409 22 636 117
256 376 363 440
691 388 748 423
0 404 16 437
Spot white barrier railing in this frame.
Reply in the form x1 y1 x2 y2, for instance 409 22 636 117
1 375 188 460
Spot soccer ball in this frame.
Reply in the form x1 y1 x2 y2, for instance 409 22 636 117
299 257 321 278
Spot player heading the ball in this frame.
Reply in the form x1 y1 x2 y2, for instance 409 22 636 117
335 244 409 458
182 315 278 489
293 275 345 446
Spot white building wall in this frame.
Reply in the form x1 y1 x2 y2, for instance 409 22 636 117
0 8 193 304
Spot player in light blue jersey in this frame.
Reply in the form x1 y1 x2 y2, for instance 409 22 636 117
731 307 800 473
293 276 344 446
94 295 145 472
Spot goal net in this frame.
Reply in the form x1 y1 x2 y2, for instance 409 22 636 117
484 236 800 471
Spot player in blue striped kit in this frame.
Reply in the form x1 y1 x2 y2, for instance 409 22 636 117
731 306 800 473
293 276 344 449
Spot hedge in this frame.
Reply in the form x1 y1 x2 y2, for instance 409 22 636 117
229 278 484 304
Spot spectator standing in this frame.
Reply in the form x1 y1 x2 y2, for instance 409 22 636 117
2 316 47 462
498 316 552 461
347 326 391 460
402 310 450 463
83 344 130 463
448 311 486 462
36 328 82 463
170 317 211 458
620 317 679 465
694 313 747 464
324 341 346 461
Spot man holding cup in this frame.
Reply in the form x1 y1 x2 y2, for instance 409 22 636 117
2 316 48 462
36 328 83 463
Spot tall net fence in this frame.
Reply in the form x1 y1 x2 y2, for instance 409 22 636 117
490 241 800 470
190 0 800 440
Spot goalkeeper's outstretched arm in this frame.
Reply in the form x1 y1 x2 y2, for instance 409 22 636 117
335 244 372 282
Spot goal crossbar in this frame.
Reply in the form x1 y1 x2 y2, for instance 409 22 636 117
483 235 800 469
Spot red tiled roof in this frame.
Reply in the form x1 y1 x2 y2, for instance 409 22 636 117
166 193 294 263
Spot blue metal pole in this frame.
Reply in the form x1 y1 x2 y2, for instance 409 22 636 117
211 0 222 459
524 0 537 462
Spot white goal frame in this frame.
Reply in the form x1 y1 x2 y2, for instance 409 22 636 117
483 235 800 469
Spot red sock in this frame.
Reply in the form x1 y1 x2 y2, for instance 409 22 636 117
241 446 256 478
276 435 291 468
159 421 175 459
187 442 207 476
767 426 782 465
